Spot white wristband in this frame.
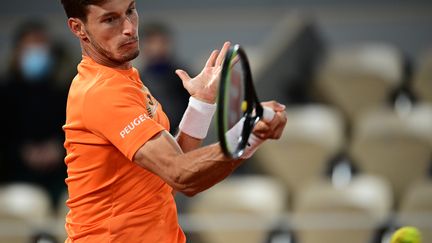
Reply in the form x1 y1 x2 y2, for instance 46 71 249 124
179 97 216 139
225 118 264 159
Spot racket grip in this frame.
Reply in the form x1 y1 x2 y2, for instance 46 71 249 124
262 106 275 122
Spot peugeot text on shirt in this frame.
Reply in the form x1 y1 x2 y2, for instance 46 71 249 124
120 114 151 138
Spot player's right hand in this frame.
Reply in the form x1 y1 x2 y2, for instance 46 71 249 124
253 101 287 140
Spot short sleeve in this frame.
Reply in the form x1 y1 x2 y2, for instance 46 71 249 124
83 79 165 160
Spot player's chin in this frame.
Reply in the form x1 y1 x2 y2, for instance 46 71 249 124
117 49 140 63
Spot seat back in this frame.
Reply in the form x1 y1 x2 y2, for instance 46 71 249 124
0 183 53 243
188 176 288 243
314 43 403 122
350 106 432 202
255 105 345 195
293 175 393 243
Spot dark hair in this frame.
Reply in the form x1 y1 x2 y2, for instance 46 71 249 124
13 19 48 49
9 19 51 74
60 0 108 20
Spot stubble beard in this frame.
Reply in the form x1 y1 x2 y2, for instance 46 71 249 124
88 33 140 66
120 48 140 63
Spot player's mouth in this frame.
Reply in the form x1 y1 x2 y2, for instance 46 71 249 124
120 38 138 48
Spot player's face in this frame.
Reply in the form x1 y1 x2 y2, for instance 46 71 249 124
84 0 139 64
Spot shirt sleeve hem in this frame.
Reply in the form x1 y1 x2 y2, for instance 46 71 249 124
125 125 166 161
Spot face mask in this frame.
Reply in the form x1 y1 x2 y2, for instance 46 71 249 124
20 45 53 82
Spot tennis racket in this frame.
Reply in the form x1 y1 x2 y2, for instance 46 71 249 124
217 44 275 158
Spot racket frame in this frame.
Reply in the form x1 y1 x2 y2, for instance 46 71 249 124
217 44 264 158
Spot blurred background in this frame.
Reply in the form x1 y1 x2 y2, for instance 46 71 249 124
0 0 431 242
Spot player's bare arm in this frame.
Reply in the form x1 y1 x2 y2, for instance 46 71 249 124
133 102 286 197
133 41 286 196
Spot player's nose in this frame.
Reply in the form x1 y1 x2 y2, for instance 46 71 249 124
122 17 136 36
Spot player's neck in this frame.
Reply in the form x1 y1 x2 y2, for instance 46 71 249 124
81 43 132 70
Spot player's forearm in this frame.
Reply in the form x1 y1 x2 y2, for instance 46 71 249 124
169 143 244 196
175 131 202 153
134 132 244 197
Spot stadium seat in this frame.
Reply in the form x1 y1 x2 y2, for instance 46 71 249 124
188 176 287 243
314 43 404 123
413 48 432 102
350 105 432 204
405 102 432 147
400 178 432 212
0 183 52 222
397 178 432 243
293 174 393 243
255 104 345 196
0 183 53 243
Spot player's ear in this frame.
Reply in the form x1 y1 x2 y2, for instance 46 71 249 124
67 18 89 42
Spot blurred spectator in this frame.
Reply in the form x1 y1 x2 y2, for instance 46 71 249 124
0 20 67 209
139 21 190 135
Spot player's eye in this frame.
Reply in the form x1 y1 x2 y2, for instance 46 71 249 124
104 17 115 23
126 7 136 15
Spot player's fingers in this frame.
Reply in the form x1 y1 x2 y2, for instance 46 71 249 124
254 121 270 132
205 50 219 68
254 116 279 138
270 111 287 139
269 113 283 132
255 122 280 140
274 126 285 139
253 121 270 135
254 132 268 140
270 123 284 139
252 125 271 139
215 41 231 67
175 69 192 84
253 109 287 139
262 101 286 112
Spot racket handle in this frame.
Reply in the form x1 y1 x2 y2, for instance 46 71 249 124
262 106 275 122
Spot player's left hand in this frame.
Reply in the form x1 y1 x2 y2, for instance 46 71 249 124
175 42 231 104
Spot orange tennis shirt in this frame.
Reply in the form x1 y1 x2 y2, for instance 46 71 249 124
63 56 186 243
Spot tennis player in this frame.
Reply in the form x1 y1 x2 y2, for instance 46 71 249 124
60 0 287 242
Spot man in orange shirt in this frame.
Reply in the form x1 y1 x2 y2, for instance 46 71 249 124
60 0 287 242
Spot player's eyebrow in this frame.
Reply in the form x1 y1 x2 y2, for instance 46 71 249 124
97 0 135 21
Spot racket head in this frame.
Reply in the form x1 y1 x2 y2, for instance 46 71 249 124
217 44 262 158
